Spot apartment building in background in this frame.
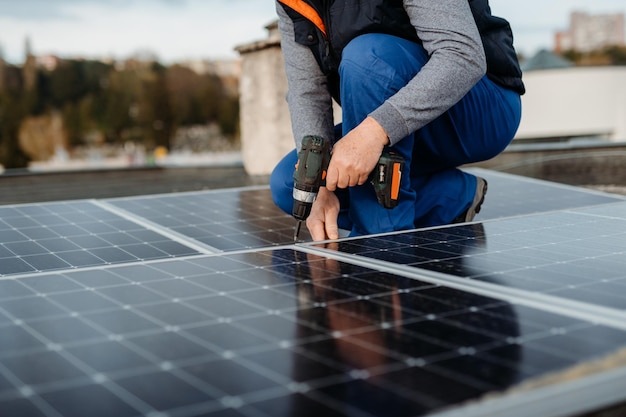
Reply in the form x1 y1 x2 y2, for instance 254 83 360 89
555 11 625 53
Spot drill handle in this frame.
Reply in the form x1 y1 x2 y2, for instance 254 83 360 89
293 135 331 189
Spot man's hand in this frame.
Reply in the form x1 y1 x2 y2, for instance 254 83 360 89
306 187 340 241
325 116 389 191
306 117 389 241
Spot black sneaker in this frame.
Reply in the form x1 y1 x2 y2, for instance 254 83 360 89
452 176 488 223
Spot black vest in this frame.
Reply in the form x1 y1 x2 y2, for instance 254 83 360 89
279 0 525 96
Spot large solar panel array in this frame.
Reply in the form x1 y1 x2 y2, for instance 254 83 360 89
1 169 626 417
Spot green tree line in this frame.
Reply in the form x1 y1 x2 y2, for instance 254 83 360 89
0 58 239 169
561 45 626 66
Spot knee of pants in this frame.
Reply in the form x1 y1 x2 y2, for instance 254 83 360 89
340 34 428 88
340 34 392 92
341 34 378 70
269 150 297 215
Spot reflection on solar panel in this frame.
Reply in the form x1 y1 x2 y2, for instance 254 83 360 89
312 202 626 314
1 171 626 417
1 249 625 417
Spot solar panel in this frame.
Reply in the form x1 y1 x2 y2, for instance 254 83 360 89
101 171 624 254
467 168 625 221
308 201 626 316
106 187 311 252
2 172 622 277
1 248 625 417
0 201 199 277
1 169 626 417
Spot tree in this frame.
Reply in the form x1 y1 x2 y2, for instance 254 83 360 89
1 56 241 168
48 60 87 105
138 63 174 149
217 94 239 138
166 65 203 126
561 45 626 66
101 69 141 143
165 66 240 142
0 92 30 168
604 45 626 65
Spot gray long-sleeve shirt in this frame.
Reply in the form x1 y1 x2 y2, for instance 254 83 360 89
276 0 487 148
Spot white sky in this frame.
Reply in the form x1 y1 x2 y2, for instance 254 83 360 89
0 0 625 64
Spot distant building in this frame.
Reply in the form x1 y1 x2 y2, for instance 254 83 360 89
555 11 625 53
521 49 574 72
517 67 626 142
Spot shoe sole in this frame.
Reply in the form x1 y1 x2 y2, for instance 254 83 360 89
454 177 487 223
465 177 488 222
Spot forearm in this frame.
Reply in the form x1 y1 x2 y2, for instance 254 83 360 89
276 3 335 150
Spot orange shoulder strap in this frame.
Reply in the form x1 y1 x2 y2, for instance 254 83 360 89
278 0 327 36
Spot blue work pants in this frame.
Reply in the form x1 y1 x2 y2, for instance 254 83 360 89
271 33 521 236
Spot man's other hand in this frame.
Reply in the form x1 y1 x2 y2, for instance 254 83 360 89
306 187 340 241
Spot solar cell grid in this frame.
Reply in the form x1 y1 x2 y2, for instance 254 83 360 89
1 248 625 417
468 168 625 220
55 171 622 256
2 171 626 417
107 188 311 251
311 202 626 314
0 201 199 277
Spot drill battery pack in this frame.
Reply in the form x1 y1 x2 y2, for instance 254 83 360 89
369 151 404 209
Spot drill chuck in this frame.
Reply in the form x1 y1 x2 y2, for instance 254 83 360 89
292 187 316 221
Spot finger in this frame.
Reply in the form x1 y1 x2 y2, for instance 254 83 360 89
326 216 339 239
325 165 338 192
349 175 361 187
324 211 340 240
336 171 350 189
306 217 327 241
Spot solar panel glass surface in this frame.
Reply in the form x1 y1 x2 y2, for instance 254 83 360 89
1 171 626 417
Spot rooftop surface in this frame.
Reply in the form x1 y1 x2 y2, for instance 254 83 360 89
1 167 626 417
0 166 268 206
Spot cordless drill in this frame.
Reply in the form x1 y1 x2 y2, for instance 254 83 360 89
292 135 404 241
292 135 331 241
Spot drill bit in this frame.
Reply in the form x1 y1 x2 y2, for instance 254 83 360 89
293 220 302 242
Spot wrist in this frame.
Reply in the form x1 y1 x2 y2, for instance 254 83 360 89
364 116 390 147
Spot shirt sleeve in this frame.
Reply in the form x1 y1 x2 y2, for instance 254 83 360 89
276 2 335 150
369 0 487 146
